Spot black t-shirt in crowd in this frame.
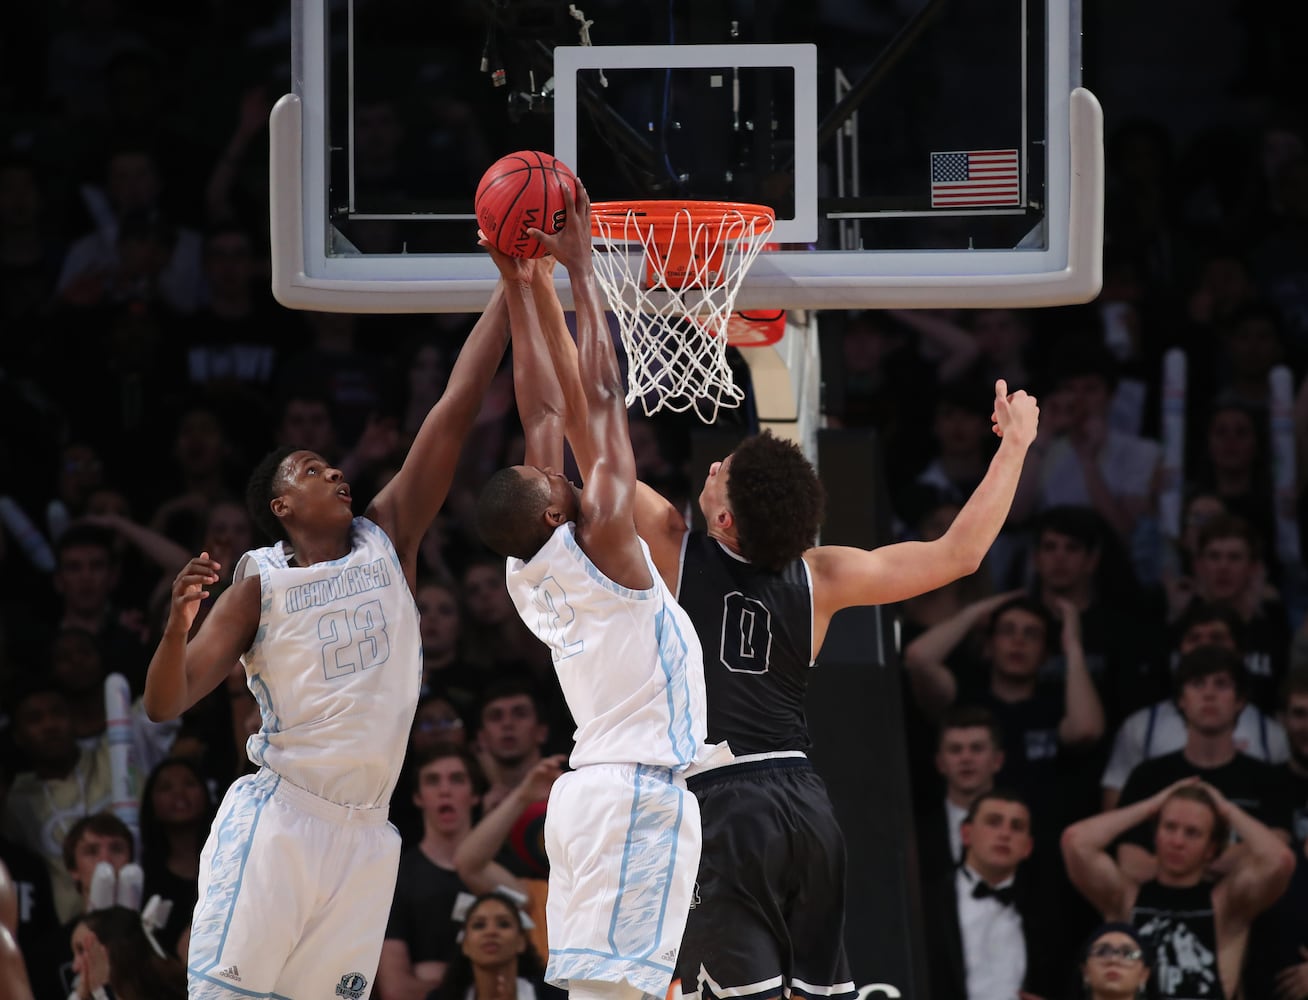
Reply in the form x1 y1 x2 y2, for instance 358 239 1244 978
1116 750 1295 850
384 848 471 963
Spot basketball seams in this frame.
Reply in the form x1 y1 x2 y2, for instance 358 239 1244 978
475 150 577 259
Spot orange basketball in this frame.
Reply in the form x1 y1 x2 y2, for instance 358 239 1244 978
475 150 578 258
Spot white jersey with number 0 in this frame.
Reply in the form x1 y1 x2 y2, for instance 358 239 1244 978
234 516 421 807
506 522 706 769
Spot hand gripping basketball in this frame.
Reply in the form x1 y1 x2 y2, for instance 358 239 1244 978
526 180 592 272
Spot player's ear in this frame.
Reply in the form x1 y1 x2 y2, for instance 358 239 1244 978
270 496 289 519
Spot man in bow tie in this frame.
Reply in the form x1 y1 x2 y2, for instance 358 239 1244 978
922 789 1060 1000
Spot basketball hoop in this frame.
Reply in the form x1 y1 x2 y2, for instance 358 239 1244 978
589 200 777 422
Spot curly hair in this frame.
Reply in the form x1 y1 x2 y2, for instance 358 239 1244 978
245 445 298 543
725 432 824 571
475 467 552 560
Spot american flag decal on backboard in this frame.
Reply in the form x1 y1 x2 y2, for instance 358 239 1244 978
930 149 1020 207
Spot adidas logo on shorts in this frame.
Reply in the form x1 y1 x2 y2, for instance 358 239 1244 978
661 949 677 963
217 965 242 982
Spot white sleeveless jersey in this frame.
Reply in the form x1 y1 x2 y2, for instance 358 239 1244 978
506 523 707 769
234 517 421 806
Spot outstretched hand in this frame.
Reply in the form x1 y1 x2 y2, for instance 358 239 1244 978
167 553 220 635
526 179 593 272
990 378 1040 448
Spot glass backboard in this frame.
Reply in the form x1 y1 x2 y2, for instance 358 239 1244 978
271 0 1101 312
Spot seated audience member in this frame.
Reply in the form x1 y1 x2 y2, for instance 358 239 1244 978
1009 340 1161 550
1113 646 1295 881
426 891 549 1000
137 757 215 958
392 695 473 845
416 577 484 720
455 756 566 964
379 748 491 1000
0 859 37 1000
1 685 117 923
51 526 150 693
474 681 551 816
1077 922 1152 1000
1245 669 1308 1000
904 592 1104 837
916 706 1006 880
1061 780 1294 1000
55 815 136 993
1175 514 1290 713
1102 602 1289 810
68 905 187 1000
921 789 1061 1000
1028 504 1158 725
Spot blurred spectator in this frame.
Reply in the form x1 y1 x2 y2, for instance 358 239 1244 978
1214 301 1288 412
147 403 241 549
379 748 488 1000
1189 402 1277 564
1028 504 1158 725
56 144 202 316
911 379 996 512
1113 646 1295 883
137 757 215 959
1076 923 1152 1000
0 685 117 923
47 628 177 773
904 592 1104 836
53 813 135 993
474 681 551 816
424 891 550 1000
68 904 186 1000
1244 669 1308 1000
460 556 549 678
1101 603 1289 810
920 789 1061 1000
1012 340 1162 553
0 155 60 329
1173 514 1290 712
50 526 149 692
1062 780 1294 1000
416 578 483 721
915 706 1006 881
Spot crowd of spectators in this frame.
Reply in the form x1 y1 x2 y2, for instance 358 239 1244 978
1 2 1307 999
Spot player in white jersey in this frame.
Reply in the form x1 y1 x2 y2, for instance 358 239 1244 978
473 182 710 1000
141 284 514 1000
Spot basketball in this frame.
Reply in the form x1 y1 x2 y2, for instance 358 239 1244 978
475 150 578 259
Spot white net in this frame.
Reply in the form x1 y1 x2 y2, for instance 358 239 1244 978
589 202 775 423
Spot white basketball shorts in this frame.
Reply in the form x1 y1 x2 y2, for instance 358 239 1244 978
187 768 400 1000
544 763 702 1000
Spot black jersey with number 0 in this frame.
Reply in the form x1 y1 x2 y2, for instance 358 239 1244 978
676 530 814 755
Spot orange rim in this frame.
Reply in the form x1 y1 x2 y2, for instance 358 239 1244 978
589 200 775 238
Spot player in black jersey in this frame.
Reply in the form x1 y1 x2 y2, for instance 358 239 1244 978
630 381 1040 1000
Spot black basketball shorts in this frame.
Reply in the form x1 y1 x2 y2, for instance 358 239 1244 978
675 757 857 1000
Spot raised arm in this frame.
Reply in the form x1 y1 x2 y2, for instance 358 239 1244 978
366 284 511 578
454 755 565 895
807 380 1038 615
1060 780 1195 919
1053 599 1105 746
902 590 1024 719
143 554 258 722
1209 783 1296 929
478 250 565 471
529 182 649 588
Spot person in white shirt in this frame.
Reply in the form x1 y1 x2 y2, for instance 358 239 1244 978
916 705 1006 880
1101 601 1288 810
922 789 1058 1000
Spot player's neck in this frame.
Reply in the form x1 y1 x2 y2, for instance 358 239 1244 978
284 529 352 568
